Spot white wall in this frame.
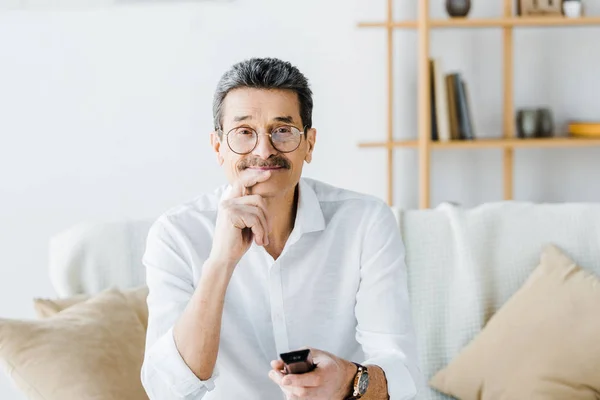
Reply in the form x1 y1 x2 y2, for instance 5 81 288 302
1 0 599 397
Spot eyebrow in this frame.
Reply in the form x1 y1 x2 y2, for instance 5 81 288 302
232 115 296 124
233 115 252 122
273 116 295 124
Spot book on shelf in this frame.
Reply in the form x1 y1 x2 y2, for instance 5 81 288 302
431 58 451 142
429 60 475 141
448 72 476 140
445 74 460 140
429 59 438 141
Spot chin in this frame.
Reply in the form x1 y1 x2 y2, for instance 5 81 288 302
249 175 296 197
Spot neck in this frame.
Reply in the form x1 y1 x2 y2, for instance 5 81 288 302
263 184 298 259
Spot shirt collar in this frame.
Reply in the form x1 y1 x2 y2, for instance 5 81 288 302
294 178 326 235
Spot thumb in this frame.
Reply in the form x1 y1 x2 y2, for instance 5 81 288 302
271 359 285 370
297 346 328 362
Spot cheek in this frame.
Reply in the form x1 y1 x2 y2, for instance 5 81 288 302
222 154 243 177
287 154 306 171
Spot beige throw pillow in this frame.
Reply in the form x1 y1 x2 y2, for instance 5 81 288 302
430 245 600 399
33 286 149 329
0 288 148 400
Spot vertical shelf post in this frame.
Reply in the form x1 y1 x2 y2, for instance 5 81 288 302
503 0 515 200
386 0 395 206
418 0 431 209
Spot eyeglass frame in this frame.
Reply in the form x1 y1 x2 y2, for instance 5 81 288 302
217 124 308 155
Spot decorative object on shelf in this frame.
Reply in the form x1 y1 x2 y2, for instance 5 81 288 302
568 121 600 137
516 108 555 138
446 0 471 17
516 109 539 138
518 0 562 16
537 108 554 137
356 0 600 209
563 0 584 18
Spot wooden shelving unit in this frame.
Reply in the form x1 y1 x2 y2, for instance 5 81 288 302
358 15 600 29
358 0 600 209
359 137 600 149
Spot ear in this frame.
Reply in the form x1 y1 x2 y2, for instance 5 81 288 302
210 131 225 166
304 128 317 164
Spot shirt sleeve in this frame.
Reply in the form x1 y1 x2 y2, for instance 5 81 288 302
140 216 219 399
356 202 423 400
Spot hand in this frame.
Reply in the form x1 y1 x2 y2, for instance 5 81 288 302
268 347 356 400
208 170 272 269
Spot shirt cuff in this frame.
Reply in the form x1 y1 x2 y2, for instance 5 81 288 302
363 351 419 400
146 327 219 398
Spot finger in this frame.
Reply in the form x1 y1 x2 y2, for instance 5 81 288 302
269 369 298 400
230 208 267 246
268 368 285 385
268 370 298 400
271 359 285 371
242 206 268 246
239 206 269 246
227 170 272 199
305 347 329 362
234 195 271 234
233 197 271 242
282 384 313 398
280 370 322 388
232 211 266 246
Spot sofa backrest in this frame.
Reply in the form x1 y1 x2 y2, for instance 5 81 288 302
49 219 153 297
400 201 600 399
48 201 600 399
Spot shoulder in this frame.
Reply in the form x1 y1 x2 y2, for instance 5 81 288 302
304 178 388 213
149 184 227 237
303 178 397 234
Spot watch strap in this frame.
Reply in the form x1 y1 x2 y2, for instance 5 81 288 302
346 362 368 399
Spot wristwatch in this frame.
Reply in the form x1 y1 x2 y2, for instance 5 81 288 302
347 362 369 399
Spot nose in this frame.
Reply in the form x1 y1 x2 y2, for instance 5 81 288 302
251 133 278 160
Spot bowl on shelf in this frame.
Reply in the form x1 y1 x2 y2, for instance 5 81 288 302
568 121 600 137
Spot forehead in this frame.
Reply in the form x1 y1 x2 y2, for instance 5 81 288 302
222 88 301 126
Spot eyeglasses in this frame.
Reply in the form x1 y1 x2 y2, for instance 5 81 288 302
219 125 306 155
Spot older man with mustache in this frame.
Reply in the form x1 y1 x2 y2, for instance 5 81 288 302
141 58 422 400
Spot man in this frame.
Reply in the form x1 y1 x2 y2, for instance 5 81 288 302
141 58 421 399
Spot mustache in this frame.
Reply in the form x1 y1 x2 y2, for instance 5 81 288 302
237 156 291 171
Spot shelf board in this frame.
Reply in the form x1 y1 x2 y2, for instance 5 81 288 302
357 16 600 29
357 21 417 29
358 137 600 149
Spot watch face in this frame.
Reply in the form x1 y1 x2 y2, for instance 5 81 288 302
358 372 369 395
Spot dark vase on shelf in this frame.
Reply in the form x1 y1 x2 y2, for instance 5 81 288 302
446 0 471 17
516 109 539 138
537 108 554 138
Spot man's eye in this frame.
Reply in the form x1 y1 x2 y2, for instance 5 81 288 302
274 126 293 134
237 129 254 136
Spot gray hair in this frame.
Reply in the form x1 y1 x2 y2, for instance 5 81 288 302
213 58 313 132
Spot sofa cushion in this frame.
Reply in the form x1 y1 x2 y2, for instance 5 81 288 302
33 285 149 329
400 202 600 399
430 245 600 399
0 288 148 400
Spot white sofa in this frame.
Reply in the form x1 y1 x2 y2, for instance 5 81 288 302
48 201 600 400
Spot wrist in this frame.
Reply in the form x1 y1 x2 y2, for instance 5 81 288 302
202 258 236 284
343 360 358 398
205 256 237 274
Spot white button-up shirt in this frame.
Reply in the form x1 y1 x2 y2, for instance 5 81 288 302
141 178 421 399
